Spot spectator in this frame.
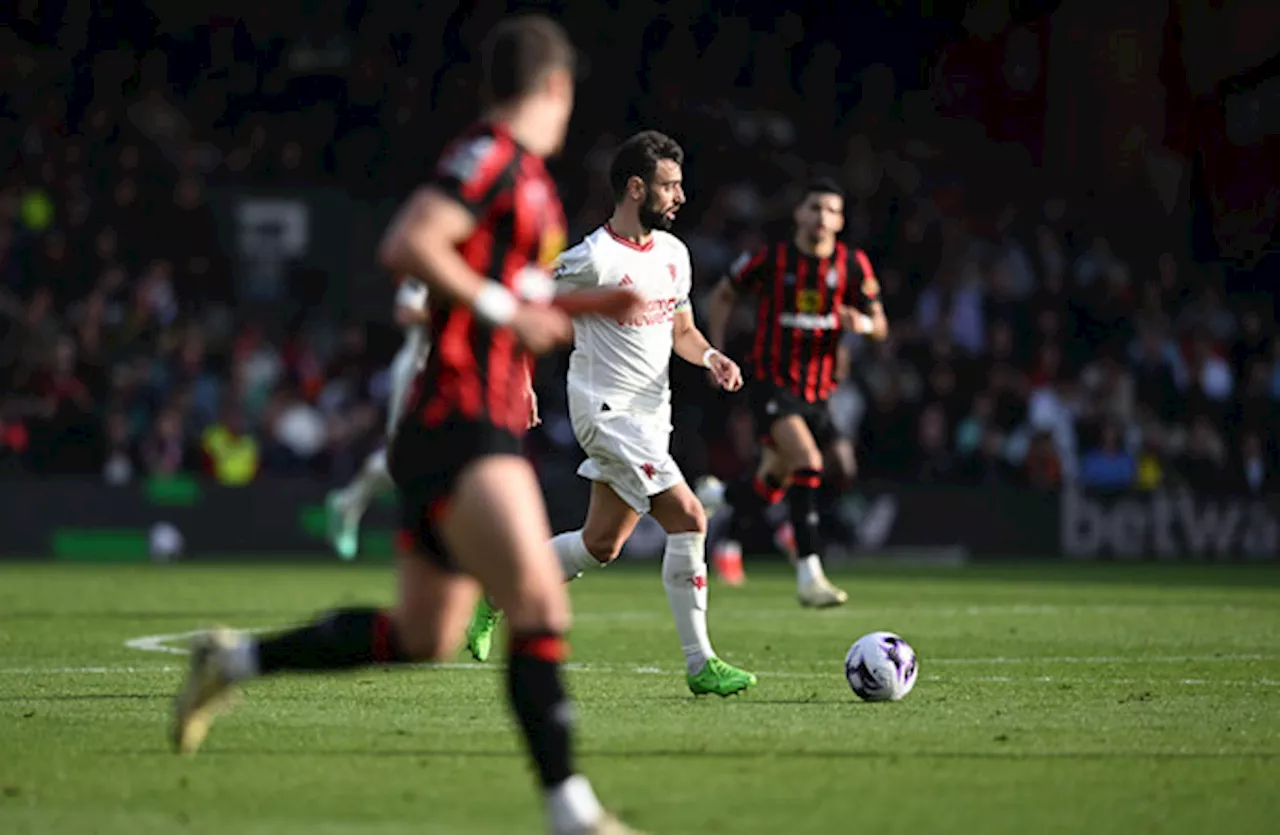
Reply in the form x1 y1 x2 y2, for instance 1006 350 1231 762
1228 432 1276 497
0 5 1271 506
1134 424 1173 492
954 392 994 458
1179 417 1227 492
1130 326 1184 424
962 425 1017 486
916 264 985 355
1078 421 1135 493
102 409 140 485
141 407 192 477
201 406 259 486
912 403 958 484
1023 430 1063 491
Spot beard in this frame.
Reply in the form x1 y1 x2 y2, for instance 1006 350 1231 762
798 225 834 251
638 188 674 232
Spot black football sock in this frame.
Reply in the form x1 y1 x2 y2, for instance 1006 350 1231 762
725 472 785 541
789 469 824 557
255 607 411 674
508 631 575 788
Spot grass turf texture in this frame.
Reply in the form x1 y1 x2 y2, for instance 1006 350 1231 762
1 561 1277 834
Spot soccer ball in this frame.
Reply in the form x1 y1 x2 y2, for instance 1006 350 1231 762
844 631 918 702
693 475 726 516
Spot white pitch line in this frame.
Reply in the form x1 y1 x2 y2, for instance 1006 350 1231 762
928 653 1273 665
3 664 1279 689
0 665 181 675
120 629 1277 669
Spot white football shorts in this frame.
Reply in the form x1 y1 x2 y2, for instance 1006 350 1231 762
569 399 683 514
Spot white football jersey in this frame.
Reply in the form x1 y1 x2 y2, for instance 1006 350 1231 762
555 224 693 412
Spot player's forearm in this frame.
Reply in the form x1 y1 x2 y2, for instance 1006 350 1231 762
868 302 889 341
835 342 852 381
382 236 486 310
673 325 716 367
378 190 514 324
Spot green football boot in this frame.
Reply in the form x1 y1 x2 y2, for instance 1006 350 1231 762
687 657 758 697
325 491 359 561
465 596 504 662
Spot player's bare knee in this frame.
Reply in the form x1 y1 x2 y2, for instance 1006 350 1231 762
666 496 705 535
391 613 455 663
793 450 824 474
581 529 624 564
405 632 455 663
504 581 571 636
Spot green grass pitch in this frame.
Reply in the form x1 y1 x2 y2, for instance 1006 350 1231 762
1 561 1278 834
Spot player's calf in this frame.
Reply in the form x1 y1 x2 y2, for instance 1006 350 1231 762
469 481 641 664
574 479 644 572
786 463 848 608
441 457 605 833
650 484 755 693
172 607 422 756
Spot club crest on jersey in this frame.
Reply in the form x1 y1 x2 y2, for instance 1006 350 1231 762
523 178 549 208
826 267 840 288
667 263 677 282
796 289 823 313
538 223 567 268
438 136 494 181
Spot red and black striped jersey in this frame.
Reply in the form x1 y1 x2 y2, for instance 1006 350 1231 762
728 240 879 403
410 122 566 436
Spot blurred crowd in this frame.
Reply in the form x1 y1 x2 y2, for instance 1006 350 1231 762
1 3 1275 497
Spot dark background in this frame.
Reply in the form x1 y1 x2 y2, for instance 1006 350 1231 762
1 0 1277 523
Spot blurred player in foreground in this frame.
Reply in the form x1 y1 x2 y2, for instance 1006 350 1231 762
465 131 758 697
703 178 889 605
171 16 644 835
324 276 430 560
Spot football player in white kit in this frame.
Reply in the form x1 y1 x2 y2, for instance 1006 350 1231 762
465 131 757 697
324 276 430 560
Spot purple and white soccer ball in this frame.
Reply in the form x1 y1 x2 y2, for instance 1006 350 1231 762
844 631 919 702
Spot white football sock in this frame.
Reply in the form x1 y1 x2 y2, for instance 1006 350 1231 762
222 635 259 681
551 530 603 582
662 531 716 675
796 553 824 589
546 774 604 834
338 448 392 516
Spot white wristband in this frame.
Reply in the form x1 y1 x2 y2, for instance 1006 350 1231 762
473 281 518 326
854 313 873 334
702 348 721 368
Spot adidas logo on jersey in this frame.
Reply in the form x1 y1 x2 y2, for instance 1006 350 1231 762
620 275 634 287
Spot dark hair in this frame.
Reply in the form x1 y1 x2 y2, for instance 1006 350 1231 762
799 177 846 205
481 15 576 105
608 131 685 200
